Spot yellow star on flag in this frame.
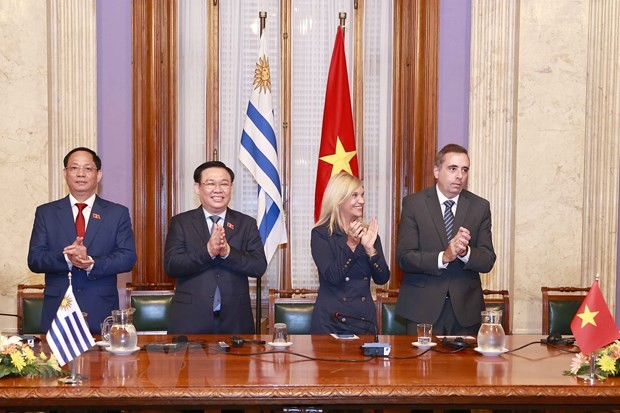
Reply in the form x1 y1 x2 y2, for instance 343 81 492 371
319 136 356 176
576 304 599 328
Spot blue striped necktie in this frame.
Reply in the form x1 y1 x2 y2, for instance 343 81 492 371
443 200 455 240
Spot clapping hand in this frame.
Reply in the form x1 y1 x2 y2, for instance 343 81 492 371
443 227 471 262
207 223 230 257
64 237 94 269
360 217 378 252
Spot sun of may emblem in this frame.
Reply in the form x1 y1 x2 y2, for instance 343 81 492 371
59 294 73 311
253 55 271 94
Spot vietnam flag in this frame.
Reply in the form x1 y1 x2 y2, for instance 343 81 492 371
314 25 359 222
570 280 620 354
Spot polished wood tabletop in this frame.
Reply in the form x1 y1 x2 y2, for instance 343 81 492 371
0 334 619 411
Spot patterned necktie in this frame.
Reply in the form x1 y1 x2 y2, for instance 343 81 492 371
75 203 88 237
209 215 221 233
443 200 455 240
209 215 222 312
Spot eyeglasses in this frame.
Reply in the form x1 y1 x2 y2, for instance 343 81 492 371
65 165 98 175
201 181 231 191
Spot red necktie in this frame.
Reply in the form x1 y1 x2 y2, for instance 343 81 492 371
76 203 87 237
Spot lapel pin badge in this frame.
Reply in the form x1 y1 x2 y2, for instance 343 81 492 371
92 213 101 219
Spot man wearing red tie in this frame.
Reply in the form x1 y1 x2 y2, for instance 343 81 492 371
28 147 137 333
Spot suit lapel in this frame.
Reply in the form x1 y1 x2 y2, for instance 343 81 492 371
192 206 211 245
425 188 448 246
56 196 78 244
84 196 104 246
454 191 470 231
223 208 237 242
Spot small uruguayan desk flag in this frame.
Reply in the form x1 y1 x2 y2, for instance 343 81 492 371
46 279 95 366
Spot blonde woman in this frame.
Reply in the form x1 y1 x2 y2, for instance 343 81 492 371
310 172 390 335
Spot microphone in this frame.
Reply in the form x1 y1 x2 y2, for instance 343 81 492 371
334 312 378 342
334 312 391 356
230 336 266 347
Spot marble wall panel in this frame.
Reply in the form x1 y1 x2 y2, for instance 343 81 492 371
0 1 49 332
513 0 589 333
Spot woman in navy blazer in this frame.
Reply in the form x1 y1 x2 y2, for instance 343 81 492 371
310 172 390 335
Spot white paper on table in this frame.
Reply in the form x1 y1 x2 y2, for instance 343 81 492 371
330 333 360 340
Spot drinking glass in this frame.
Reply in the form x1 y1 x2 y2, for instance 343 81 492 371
417 323 433 345
272 323 288 344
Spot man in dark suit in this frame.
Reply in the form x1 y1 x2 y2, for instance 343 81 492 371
396 144 496 335
28 147 137 333
164 161 267 334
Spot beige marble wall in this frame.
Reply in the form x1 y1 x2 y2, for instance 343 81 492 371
0 0 97 334
514 0 589 334
0 1 49 332
470 0 619 333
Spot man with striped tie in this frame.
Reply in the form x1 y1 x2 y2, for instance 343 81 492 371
395 144 496 336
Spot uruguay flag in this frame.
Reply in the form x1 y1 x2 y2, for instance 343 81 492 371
46 283 95 366
239 28 287 263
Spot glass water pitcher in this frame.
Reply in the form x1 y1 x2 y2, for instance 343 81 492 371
102 307 138 351
477 310 506 352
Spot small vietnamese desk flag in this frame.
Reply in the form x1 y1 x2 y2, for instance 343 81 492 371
570 280 620 355
314 25 359 222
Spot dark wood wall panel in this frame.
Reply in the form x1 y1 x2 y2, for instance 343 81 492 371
130 0 438 288
132 0 178 285
390 0 439 287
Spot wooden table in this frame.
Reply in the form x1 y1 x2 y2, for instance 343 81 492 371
0 334 618 412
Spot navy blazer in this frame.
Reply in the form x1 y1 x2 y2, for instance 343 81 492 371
28 195 137 333
310 224 390 335
395 187 496 328
164 207 267 334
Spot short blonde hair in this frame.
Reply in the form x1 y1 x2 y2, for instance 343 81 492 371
317 172 363 235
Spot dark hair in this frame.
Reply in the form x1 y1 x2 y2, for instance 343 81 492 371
435 144 468 167
193 161 235 183
63 147 102 170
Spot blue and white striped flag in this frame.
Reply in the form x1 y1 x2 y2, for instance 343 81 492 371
240 29 287 263
46 284 95 366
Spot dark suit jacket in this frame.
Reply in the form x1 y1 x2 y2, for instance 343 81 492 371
164 207 267 334
310 224 390 334
28 195 137 333
395 187 496 328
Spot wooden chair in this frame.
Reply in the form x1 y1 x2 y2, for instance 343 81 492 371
375 288 407 335
17 284 45 335
541 286 589 336
374 288 512 335
268 289 318 334
125 283 175 335
483 289 511 335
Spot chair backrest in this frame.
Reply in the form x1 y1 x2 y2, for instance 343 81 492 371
541 286 589 336
483 289 511 335
17 284 45 335
375 288 407 335
268 289 318 334
125 283 175 335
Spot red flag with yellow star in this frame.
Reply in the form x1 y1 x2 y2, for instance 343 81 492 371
570 280 620 354
314 25 359 222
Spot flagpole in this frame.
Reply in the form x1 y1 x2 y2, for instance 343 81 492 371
254 10 267 334
339 12 346 37
585 274 601 383
59 272 86 384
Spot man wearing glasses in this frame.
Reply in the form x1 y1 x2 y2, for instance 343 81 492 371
164 160 267 334
28 147 137 333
